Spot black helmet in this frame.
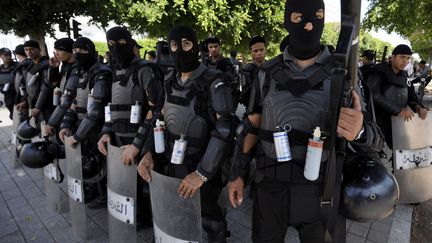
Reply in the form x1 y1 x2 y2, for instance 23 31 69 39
340 156 399 223
82 152 106 183
19 141 55 168
17 117 39 140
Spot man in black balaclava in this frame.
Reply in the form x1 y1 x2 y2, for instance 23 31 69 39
228 1 382 242
58 37 112 209
137 26 237 242
97 26 163 234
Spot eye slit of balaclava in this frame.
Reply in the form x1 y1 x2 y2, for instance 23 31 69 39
167 26 200 73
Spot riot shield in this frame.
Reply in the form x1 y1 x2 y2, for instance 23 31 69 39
11 106 21 168
44 158 64 213
150 170 202 243
392 111 432 203
65 136 88 239
107 145 137 243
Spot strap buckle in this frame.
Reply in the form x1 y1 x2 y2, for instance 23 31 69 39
320 197 333 207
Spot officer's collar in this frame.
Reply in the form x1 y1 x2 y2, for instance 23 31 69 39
283 44 331 65
175 64 207 87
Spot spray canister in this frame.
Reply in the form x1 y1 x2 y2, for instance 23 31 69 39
87 88 95 111
304 127 324 181
2 82 10 92
154 119 165 154
104 103 112 122
273 126 292 162
130 101 142 124
53 87 61 106
171 135 187 164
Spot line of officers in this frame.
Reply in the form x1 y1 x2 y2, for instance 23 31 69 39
0 4 409 241
0 26 269 242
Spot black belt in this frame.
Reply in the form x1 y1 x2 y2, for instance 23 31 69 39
259 128 312 147
110 104 131 112
166 131 208 149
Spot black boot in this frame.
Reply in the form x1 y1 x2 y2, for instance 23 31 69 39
202 218 229 243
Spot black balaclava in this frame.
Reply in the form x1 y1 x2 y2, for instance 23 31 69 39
106 26 135 68
168 26 200 73
73 37 97 71
284 0 325 60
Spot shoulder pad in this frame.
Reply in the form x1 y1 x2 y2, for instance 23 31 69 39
242 63 258 72
261 55 283 71
202 68 229 83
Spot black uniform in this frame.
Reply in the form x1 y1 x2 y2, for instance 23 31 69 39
368 62 422 149
230 1 382 242
0 61 18 117
140 26 236 243
24 56 51 120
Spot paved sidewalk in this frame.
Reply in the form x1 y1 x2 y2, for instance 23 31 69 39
0 108 413 243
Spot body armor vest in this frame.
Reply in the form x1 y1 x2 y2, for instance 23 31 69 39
76 62 110 121
162 69 221 163
110 62 148 138
258 55 332 182
374 63 408 110
25 59 49 108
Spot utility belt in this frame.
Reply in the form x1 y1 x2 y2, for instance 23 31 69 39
255 151 328 184
166 131 208 150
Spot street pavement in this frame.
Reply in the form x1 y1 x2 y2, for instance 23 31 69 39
0 107 413 243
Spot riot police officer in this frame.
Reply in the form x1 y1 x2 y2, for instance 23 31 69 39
45 38 79 136
137 25 236 243
228 1 381 242
97 26 163 226
59 37 112 207
368 44 428 149
240 36 268 111
204 37 239 108
0 48 18 118
16 40 51 121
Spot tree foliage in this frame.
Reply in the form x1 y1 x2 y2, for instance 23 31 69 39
363 0 432 59
112 0 286 54
0 0 118 54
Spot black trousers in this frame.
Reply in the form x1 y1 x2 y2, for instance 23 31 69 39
252 177 345 243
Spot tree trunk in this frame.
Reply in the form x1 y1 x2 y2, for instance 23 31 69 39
29 32 48 57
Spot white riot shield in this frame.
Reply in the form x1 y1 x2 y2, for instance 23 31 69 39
65 136 88 239
44 159 64 212
392 111 432 203
150 170 202 243
107 145 137 243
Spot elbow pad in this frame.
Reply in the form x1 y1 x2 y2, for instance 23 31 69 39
60 109 77 130
213 81 234 115
48 105 67 127
73 117 96 142
197 136 232 179
132 120 152 150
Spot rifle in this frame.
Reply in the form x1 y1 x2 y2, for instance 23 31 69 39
321 0 361 242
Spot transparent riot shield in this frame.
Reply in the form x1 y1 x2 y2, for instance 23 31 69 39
11 106 21 168
44 120 65 213
65 136 88 239
392 111 432 203
107 144 137 243
150 170 202 243
44 158 64 212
